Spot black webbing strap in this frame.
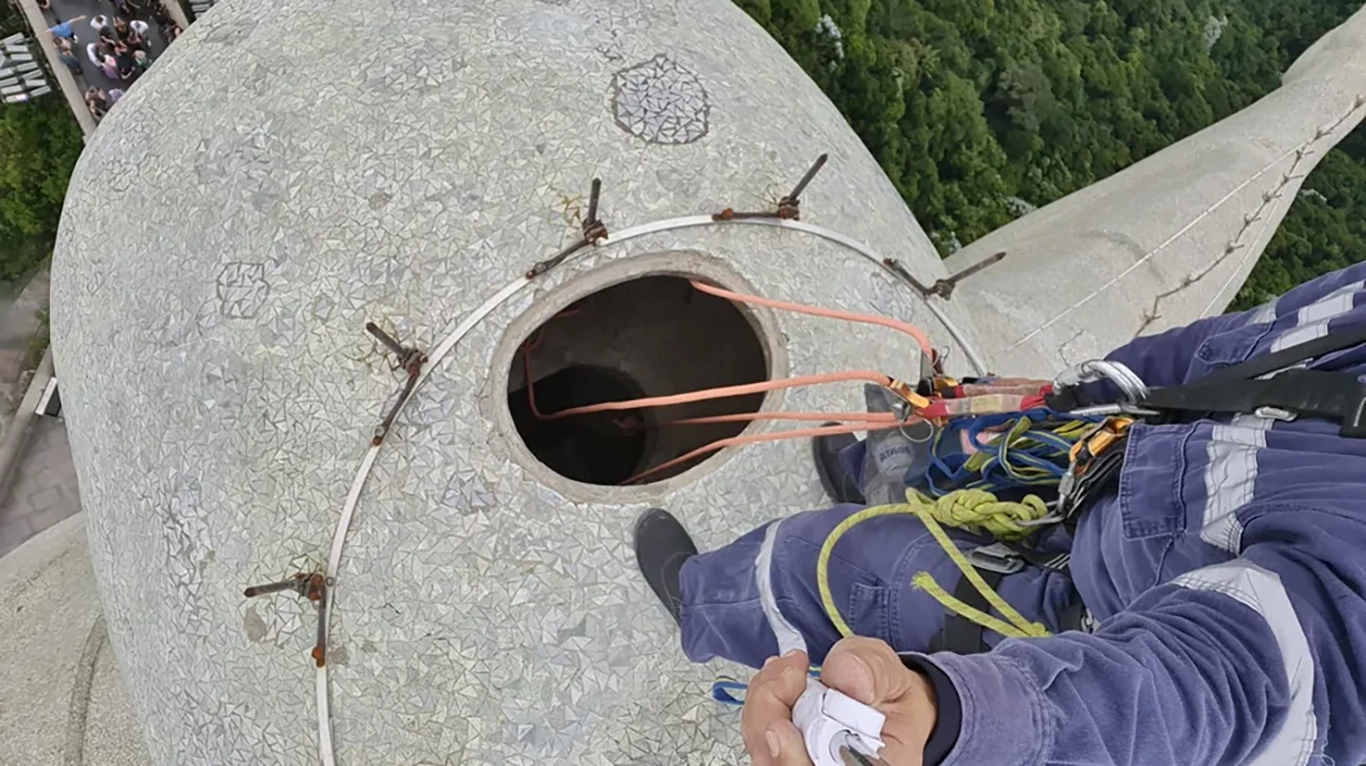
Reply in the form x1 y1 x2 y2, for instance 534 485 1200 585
928 568 1003 655
1003 540 1071 573
1050 324 1366 414
1141 368 1366 437
1054 589 1087 634
927 561 1089 653
1195 322 1366 386
1135 325 1366 437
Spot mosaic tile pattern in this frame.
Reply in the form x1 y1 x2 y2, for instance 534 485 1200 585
612 54 710 145
50 0 985 763
216 262 270 319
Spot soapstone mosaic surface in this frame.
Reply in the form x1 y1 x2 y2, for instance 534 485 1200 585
51 0 984 762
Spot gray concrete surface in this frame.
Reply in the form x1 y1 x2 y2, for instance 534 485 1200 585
0 514 151 766
50 0 980 762
84 624 153 766
25 2 1366 765
944 5 1366 379
0 269 51 427
0 414 81 558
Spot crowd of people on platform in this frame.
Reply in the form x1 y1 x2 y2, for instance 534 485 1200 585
42 0 182 122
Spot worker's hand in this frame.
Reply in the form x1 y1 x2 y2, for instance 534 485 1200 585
741 637 938 765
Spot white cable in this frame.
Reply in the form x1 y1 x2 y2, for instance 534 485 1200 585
314 669 334 766
1006 142 1310 351
314 277 522 765
310 214 988 764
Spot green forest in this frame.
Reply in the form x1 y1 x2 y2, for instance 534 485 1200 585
0 0 1363 307
0 4 83 288
735 0 1366 309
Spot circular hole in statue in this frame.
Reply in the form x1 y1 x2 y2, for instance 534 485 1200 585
508 275 769 485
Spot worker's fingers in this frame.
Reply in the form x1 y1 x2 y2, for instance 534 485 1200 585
820 636 921 706
741 651 812 766
820 637 934 766
764 718 814 766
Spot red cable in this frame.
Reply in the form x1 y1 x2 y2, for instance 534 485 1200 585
658 411 896 426
689 279 934 359
516 283 942 484
522 343 546 420
541 371 894 420
625 420 911 484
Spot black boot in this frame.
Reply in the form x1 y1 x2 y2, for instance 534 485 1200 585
633 508 697 625
813 424 867 505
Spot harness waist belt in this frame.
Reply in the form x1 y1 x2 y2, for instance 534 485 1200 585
1140 368 1366 437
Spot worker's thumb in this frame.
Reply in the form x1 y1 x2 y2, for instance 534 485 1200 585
819 636 919 707
819 637 936 765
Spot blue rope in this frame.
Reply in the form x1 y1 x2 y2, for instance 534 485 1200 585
711 667 822 707
925 409 1100 497
711 677 748 706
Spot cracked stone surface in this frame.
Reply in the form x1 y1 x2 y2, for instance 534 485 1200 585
49 0 983 763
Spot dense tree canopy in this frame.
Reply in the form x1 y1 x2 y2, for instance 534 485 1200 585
0 1 1361 304
0 5 83 286
735 0 1366 308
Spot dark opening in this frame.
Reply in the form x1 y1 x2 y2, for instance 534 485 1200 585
508 274 769 485
507 365 649 485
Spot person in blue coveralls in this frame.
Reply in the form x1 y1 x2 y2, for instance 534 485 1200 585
635 263 1366 766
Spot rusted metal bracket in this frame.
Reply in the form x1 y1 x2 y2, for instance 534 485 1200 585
713 153 828 222
527 178 609 278
883 251 1006 299
244 572 331 667
366 322 427 446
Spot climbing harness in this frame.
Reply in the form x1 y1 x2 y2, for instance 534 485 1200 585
900 325 1366 657
1128 323 1366 438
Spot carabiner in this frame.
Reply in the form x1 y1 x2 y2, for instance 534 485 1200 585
1053 360 1149 405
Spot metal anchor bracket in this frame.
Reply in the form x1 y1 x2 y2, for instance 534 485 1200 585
527 178 609 279
883 251 1006 300
243 572 332 667
366 322 427 446
713 153 828 222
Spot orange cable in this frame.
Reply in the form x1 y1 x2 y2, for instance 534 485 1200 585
625 420 911 484
541 370 894 420
659 411 896 426
689 279 934 358
522 345 547 420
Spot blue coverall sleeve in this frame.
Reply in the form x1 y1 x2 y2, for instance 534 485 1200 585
1101 305 1263 388
912 503 1364 766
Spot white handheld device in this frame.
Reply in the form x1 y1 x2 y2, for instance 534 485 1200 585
791 678 886 766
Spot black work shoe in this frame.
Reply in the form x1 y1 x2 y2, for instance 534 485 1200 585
633 508 698 625
813 424 867 505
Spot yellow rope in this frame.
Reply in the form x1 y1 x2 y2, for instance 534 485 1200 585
912 488 1051 542
816 488 1052 642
